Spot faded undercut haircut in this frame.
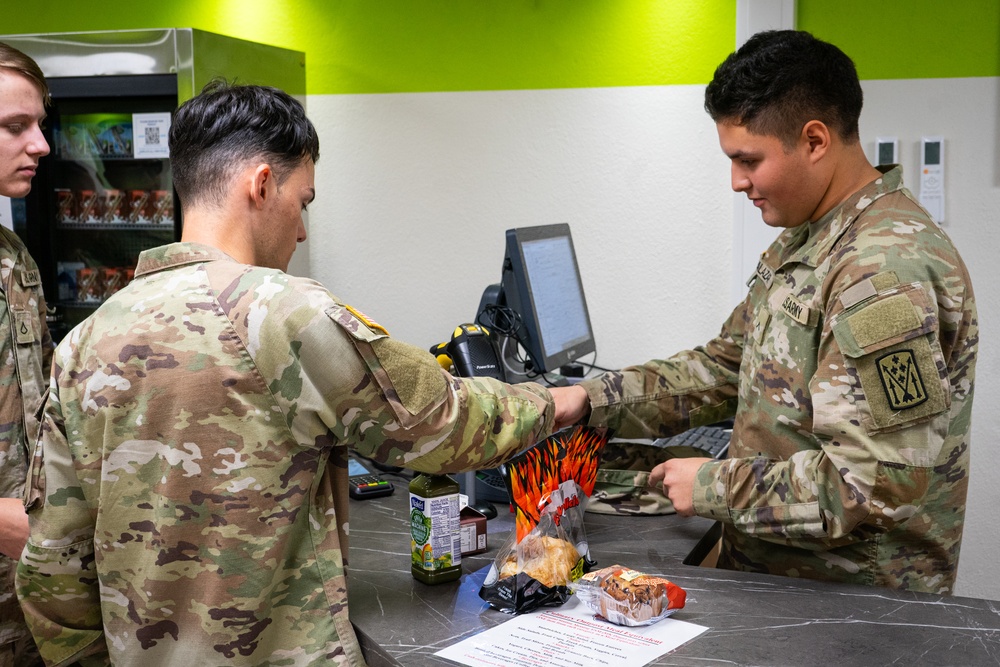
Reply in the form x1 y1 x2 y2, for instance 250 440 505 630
0 42 50 105
169 79 320 209
704 30 863 147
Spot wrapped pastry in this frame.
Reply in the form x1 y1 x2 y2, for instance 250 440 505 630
498 535 580 588
576 564 686 626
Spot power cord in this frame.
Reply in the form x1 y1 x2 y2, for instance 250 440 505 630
476 304 620 382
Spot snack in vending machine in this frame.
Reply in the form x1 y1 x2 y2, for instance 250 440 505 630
128 190 151 224
55 189 76 224
151 190 173 225
60 114 131 159
76 268 102 303
99 122 133 158
103 189 128 224
100 267 124 299
78 190 102 224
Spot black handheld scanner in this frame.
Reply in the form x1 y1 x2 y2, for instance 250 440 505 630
446 324 505 381
429 341 452 371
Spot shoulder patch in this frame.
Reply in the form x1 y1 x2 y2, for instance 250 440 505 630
876 350 928 410
853 338 947 432
344 305 388 336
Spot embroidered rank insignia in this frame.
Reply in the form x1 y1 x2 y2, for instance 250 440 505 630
344 304 389 336
876 350 927 410
13 311 35 345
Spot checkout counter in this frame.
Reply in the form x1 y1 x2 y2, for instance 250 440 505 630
347 484 1000 666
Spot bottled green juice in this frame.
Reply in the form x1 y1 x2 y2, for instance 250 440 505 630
409 473 462 585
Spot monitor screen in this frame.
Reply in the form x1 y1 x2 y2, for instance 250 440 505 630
491 223 595 375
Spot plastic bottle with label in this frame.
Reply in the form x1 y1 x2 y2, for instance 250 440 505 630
409 473 462 585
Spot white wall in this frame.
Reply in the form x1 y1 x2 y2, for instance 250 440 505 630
303 76 998 600
306 86 732 367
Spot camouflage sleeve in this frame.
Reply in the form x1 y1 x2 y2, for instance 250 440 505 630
691 214 976 548
577 298 745 439
238 273 555 473
16 376 109 666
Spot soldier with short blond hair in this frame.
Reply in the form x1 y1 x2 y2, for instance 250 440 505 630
0 41 52 667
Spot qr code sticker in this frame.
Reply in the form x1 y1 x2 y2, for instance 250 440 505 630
145 126 160 145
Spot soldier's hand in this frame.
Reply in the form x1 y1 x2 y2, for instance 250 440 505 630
649 457 711 517
549 385 590 430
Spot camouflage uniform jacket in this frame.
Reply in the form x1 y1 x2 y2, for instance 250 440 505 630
16 242 554 666
580 166 978 592
0 226 50 659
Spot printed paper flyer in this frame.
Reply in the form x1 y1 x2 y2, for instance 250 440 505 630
436 597 707 667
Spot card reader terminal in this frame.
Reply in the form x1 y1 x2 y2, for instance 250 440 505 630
348 456 395 500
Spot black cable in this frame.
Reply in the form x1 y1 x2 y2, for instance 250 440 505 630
564 351 618 375
478 305 622 378
580 361 617 373
475 303 521 337
477 304 542 375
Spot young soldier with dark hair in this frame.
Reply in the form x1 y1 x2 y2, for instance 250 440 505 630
0 41 52 667
552 30 978 593
17 80 560 666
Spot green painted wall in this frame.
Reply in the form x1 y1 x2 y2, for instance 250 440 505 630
2 1 997 95
1 0 733 94
798 0 1000 79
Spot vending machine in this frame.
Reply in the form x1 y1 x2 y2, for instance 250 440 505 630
0 29 306 340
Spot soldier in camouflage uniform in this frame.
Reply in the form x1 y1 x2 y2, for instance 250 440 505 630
552 31 978 593
0 43 52 667
16 82 556 666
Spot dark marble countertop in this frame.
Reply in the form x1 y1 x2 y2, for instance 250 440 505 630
347 488 1000 666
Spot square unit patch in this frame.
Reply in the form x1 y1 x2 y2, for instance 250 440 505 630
875 350 927 410
852 337 948 433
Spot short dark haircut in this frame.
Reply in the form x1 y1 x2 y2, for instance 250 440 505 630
169 80 320 209
704 30 863 146
0 41 50 105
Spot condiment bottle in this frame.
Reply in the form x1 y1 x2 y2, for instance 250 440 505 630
409 473 462 584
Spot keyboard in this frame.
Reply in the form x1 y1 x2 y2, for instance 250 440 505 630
654 425 731 460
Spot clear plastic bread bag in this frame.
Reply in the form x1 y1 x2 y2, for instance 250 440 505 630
479 479 589 613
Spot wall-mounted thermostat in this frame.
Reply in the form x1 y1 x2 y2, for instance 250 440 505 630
875 136 898 166
919 136 944 223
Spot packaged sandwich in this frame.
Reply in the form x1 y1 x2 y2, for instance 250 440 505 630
576 564 687 627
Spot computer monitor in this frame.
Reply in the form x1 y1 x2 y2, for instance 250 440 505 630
478 223 595 376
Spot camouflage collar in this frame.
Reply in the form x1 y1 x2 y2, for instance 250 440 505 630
770 165 903 270
135 242 238 278
0 226 32 293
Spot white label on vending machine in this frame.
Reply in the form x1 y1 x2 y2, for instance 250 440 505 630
0 196 12 231
133 112 172 159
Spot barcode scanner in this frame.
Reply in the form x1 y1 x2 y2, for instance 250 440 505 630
448 324 505 382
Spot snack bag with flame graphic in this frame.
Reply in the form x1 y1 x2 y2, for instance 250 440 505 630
478 426 609 614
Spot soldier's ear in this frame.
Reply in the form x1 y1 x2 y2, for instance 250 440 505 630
248 164 274 209
801 120 831 163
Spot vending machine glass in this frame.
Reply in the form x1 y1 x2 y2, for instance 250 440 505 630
19 74 179 339
1 28 307 341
